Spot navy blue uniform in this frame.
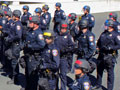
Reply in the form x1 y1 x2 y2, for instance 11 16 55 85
42 12 51 30
21 12 31 27
0 5 11 11
40 43 60 90
68 22 79 41
21 12 31 40
104 19 120 33
24 27 45 90
97 30 120 90
81 14 95 31
55 31 74 90
39 16 48 31
5 20 23 80
77 30 96 60
69 74 92 90
53 9 66 33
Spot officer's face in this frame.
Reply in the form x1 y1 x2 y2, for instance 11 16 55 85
29 22 34 28
45 38 53 44
60 28 67 34
83 9 88 14
75 68 82 75
42 8 45 12
12 16 16 21
23 9 27 13
5 15 9 19
55 6 60 10
108 26 114 32
36 13 40 16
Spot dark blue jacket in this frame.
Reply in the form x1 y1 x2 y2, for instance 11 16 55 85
77 30 96 59
69 74 92 90
42 12 51 29
42 43 60 70
82 14 95 30
26 27 45 50
53 9 66 24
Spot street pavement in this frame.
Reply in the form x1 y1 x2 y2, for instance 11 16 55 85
0 11 120 90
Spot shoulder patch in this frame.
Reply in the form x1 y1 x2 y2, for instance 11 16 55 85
43 19 46 24
89 36 94 42
38 34 44 40
117 25 120 31
63 12 66 16
45 15 48 19
2 20 6 24
16 25 21 31
64 36 67 39
117 35 120 40
91 17 95 21
83 82 90 90
52 49 58 56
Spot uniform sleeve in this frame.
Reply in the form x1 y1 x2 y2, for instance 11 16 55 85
12 24 22 42
44 13 51 25
85 34 96 59
61 11 66 20
51 48 60 69
39 18 47 30
89 15 95 28
69 80 81 90
82 81 91 90
67 35 75 52
31 33 45 50
112 35 120 50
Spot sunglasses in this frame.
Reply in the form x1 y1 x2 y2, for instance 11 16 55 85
44 36 52 39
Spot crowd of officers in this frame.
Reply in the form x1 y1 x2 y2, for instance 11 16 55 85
0 1 120 90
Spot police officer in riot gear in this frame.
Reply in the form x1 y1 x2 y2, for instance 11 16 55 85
21 5 31 28
23 15 45 90
21 5 31 41
55 20 74 90
6 10 22 84
68 13 79 41
38 30 60 90
0 1 11 11
53 2 66 34
69 59 92 90
80 5 95 32
42 4 51 30
104 12 120 33
94 19 120 90
34 7 48 31
77 19 96 73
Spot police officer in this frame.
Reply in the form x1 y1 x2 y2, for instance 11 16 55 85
94 20 120 90
38 30 60 90
69 59 92 90
0 10 8 71
77 19 96 73
81 5 95 32
21 5 31 28
21 5 31 41
55 20 74 90
6 10 22 84
34 7 47 31
42 4 51 30
2 10 13 72
68 13 79 41
4 10 14 29
24 15 45 90
104 12 120 33
77 19 96 60
0 1 11 11
53 2 66 34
